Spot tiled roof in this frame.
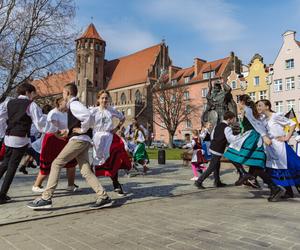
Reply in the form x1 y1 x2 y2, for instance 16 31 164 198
33 69 75 97
77 23 104 41
296 40 300 47
105 44 161 90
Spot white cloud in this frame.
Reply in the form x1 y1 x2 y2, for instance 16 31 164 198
138 0 245 42
96 20 158 56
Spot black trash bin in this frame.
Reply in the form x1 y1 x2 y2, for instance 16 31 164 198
158 149 166 164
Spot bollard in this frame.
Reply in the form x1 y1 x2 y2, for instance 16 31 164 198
158 149 166 164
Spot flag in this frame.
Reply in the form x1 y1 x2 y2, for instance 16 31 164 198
284 108 299 132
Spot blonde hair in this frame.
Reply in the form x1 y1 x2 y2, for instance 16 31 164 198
192 129 199 136
96 90 111 106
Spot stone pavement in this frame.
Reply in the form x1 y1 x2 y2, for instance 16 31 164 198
0 160 300 249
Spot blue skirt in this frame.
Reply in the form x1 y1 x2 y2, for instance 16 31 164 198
202 141 211 161
224 130 266 168
266 143 300 187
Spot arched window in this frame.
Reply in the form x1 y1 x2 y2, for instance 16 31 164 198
121 93 126 104
135 90 142 103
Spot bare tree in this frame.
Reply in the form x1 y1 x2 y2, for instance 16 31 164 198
152 82 199 148
0 0 77 101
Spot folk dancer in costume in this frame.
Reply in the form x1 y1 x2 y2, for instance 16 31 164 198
224 95 285 201
194 111 253 189
257 99 300 198
200 122 213 161
27 83 112 209
183 129 207 181
0 83 47 204
32 97 79 193
90 90 131 196
132 122 150 173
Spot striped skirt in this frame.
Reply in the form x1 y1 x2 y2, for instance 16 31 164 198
223 130 266 168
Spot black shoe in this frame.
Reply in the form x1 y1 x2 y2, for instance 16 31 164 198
194 181 205 189
114 185 126 197
268 185 286 202
89 197 113 209
27 198 52 209
19 165 28 175
28 162 37 169
235 174 253 186
214 182 227 188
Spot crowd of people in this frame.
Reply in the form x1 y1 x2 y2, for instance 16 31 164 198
0 82 299 210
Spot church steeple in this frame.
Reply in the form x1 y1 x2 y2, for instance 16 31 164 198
75 23 106 106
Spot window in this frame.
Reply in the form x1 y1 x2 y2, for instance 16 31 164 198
275 101 283 113
203 70 215 80
286 77 295 90
171 79 177 86
231 81 237 89
184 77 190 84
203 103 207 111
249 92 256 101
87 56 90 63
95 68 98 74
120 93 126 104
298 75 300 88
185 119 192 128
78 67 80 74
287 100 295 111
135 90 142 103
201 88 208 98
186 105 191 114
127 108 131 116
95 56 99 64
171 94 176 102
159 96 164 103
254 76 260 86
184 91 190 100
285 59 294 69
259 90 267 100
274 79 283 92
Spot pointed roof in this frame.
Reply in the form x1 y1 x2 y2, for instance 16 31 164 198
77 23 105 41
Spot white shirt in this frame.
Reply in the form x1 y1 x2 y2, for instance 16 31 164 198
0 97 12 139
0 95 47 148
46 108 68 133
67 97 93 143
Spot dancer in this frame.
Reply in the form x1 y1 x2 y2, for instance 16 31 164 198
183 129 207 180
0 83 46 204
194 111 252 189
257 99 300 198
32 97 78 193
27 83 111 209
200 122 212 161
90 90 131 196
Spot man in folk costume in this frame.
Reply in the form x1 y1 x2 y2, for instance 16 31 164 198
0 83 46 204
28 83 112 209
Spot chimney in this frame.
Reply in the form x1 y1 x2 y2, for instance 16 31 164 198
282 30 296 42
194 58 206 76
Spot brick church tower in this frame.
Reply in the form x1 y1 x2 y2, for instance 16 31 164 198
75 23 106 106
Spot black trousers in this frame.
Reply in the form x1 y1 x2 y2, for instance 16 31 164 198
197 154 222 184
0 145 27 197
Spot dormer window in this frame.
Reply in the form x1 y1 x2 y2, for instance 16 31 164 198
285 59 294 69
184 77 190 84
203 70 215 80
171 79 177 86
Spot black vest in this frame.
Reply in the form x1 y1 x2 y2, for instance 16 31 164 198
210 122 228 154
67 100 92 138
242 116 253 132
6 98 32 137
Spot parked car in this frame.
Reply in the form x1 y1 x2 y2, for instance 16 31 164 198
151 140 167 148
172 139 185 148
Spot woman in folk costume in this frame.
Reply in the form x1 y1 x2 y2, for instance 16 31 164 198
224 95 285 201
183 129 207 181
90 90 131 196
32 97 78 193
132 122 150 173
257 99 300 198
200 122 213 161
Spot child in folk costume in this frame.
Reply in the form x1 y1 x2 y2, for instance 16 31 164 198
90 90 132 196
257 99 300 198
31 97 78 193
0 83 47 204
183 130 207 181
200 122 213 161
28 83 111 210
132 122 150 173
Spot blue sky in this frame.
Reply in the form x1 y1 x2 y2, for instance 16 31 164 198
75 0 300 68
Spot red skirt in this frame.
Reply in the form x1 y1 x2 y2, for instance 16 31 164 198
95 134 132 177
39 133 77 175
0 144 5 161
